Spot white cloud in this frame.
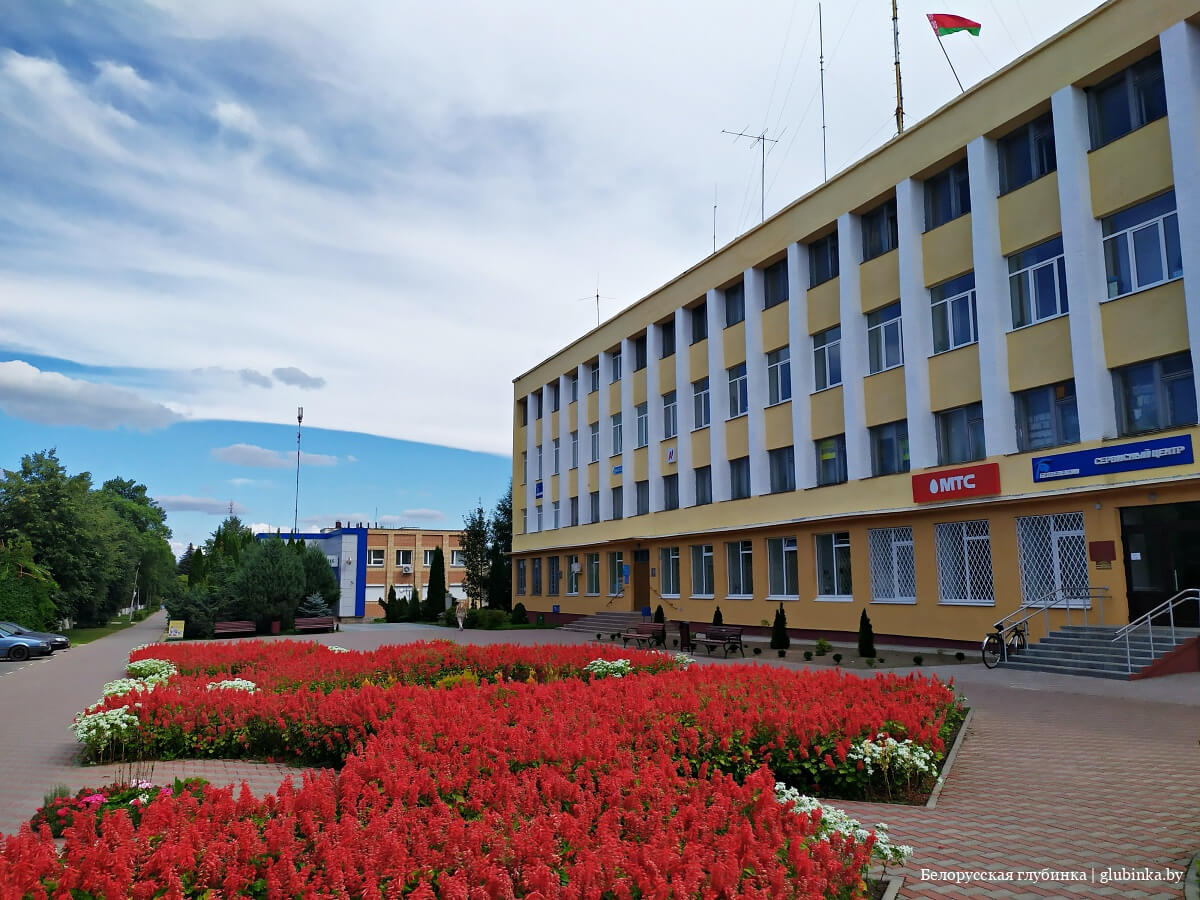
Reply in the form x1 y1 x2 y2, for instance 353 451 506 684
228 477 271 486
0 360 182 430
94 61 153 99
239 369 272 388
271 367 325 390
157 495 246 515
246 521 290 535
402 508 444 522
210 442 338 468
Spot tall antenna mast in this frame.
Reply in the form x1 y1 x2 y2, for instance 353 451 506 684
712 185 717 254
575 277 614 327
893 0 905 132
293 406 303 535
819 2 828 180
721 128 779 223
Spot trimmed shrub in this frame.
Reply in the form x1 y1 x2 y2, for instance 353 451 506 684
857 609 877 660
712 606 723 626
510 602 528 625
770 603 790 650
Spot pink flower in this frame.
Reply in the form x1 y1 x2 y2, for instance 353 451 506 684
80 793 105 809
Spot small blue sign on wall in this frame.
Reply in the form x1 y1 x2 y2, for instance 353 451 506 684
622 564 630 584
552 605 560 614
535 480 543 499
1031 434 1194 483
612 464 623 475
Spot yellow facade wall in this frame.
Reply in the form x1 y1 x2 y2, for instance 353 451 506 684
859 251 900 314
863 367 907 427
550 411 560 441
922 214 974 287
633 369 646 405
689 340 708 378
586 462 598 493
691 429 711 467
607 382 620 415
1089 118 1174 219
587 391 598 423
1007 316 1074 392
762 304 789 351
928 345 982 411
810 386 845 439
997 172 1062 256
764 402 793 449
1101 279 1189 368
634 447 648 481
661 438 678 469
807 278 840 334
658 357 676 394
723 322 747 367
726 416 749 460
608 464 621 489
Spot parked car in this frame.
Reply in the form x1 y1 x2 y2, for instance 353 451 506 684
0 621 69 652
0 625 53 661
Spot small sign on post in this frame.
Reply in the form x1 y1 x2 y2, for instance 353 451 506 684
167 620 185 640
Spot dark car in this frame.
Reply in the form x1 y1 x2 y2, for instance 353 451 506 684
0 621 69 652
0 625 53 661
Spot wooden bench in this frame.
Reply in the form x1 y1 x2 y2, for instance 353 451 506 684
620 622 665 649
695 625 745 657
213 620 255 637
294 615 337 633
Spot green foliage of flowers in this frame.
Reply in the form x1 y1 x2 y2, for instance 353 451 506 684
70 706 141 757
775 783 914 867
126 658 177 680
30 778 208 838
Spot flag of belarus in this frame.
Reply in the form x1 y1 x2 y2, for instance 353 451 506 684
927 13 982 37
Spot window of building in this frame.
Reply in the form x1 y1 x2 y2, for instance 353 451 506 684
660 547 680 596
611 486 623 520
531 557 542 595
815 532 852 598
767 536 798 597
635 402 648 448
1102 191 1182 299
867 303 903 373
1009 236 1068 328
569 496 579 527
693 377 711 428
1016 381 1080 451
932 272 978 353
537 445 543 479
516 559 526 595
589 491 599 523
870 420 910 476
862 198 898 260
589 423 600 463
663 473 679 510
691 302 708 343
570 430 579 468
660 320 676 358
663 391 678 439
769 446 796 493
521 450 528 485
611 413 622 456
868 526 916 603
1113 352 1198 435
724 281 745 327
764 259 789 308
813 326 842 391
610 351 622 383
690 544 714 596
729 456 751 500
367 548 384 567
552 437 560 474
535 505 543 531
809 231 839 286
635 480 649 515
566 553 579 594
396 549 412 567
585 552 600 594
423 549 434 567
816 435 847 486
1016 512 1087 605
694 465 712 505
534 390 543 419
519 397 528 426
1087 52 1167 149
726 540 753 596
569 372 578 402
552 500 560 529
608 552 624 595
589 361 600 393
767 347 792 405
936 402 986 465
633 335 647 371
450 549 465 567
998 113 1056 194
924 159 971 230
935 520 993 604
550 382 560 412
727 363 748 418
547 556 560 595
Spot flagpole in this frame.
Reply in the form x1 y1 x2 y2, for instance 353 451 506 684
936 32 966 93
892 0 904 133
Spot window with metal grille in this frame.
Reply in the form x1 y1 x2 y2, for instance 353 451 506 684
868 526 916 603
691 544 714 595
1017 512 1088 607
934 520 994 605
660 547 680 596
726 540 753 596
767 536 798 597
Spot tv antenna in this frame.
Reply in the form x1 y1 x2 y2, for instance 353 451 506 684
721 128 778 223
575 276 616 327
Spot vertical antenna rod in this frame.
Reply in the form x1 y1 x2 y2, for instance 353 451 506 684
712 185 717 254
721 129 779 223
293 406 303 535
893 0 905 132
819 2 828 180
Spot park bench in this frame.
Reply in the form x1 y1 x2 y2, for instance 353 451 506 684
620 622 665 649
213 620 255 637
294 615 337 633
694 625 745 658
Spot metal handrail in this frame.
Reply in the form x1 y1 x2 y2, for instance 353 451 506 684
992 585 1109 644
1110 587 1200 674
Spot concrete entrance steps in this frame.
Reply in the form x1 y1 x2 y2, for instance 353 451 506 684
559 611 646 635
1001 624 1200 679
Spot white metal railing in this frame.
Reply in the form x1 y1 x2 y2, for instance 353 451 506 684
1110 587 1200 675
991 585 1110 662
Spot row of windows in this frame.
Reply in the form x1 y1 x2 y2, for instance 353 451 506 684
367 548 464 567
516 512 1085 608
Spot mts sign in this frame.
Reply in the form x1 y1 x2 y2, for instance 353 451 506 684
912 462 1000 503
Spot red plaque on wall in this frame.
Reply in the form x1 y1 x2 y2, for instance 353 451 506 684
912 462 1001 503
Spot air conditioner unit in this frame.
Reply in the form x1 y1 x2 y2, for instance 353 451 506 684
571 562 582 574
399 564 413 574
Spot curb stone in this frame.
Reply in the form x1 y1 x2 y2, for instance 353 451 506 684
926 707 973 809
1184 853 1199 900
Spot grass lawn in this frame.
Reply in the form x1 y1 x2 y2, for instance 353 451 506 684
64 620 136 645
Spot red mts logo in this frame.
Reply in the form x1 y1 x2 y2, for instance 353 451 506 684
911 462 1000 503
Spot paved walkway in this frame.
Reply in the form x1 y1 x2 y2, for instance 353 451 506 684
1 615 1195 898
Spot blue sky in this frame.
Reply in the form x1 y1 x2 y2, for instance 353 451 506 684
0 0 1097 555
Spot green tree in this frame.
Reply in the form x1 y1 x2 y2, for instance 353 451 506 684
231 536 305 629
300 542 339 608
857 609 877 659
188 547 207 586
486 483 512 611
770 602 790 650
406 585 421 621
460 502 490 609
176 544 195 577
0 537 57 630
422 546 447 620
380 584 403 623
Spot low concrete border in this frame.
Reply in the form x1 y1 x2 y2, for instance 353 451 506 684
926 706 974 809
1184 853 1199 900
879 873 904 900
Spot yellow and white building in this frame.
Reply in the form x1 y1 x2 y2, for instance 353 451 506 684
510 0 1200 644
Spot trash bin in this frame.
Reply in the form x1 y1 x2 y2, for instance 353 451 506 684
537 613 546 626
677 621 692 653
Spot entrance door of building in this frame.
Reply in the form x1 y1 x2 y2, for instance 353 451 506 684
1120 503 1200 626
631 549 650 613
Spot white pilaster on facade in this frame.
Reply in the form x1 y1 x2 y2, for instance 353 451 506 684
787 242 817 489
674 307 696 507
558 373 572 525
706 288 731 502
836 213 870 480
598 350 613 521
576 363 590 524
743 266 770 495
524 390 538 533
896 178 938 469
1052 85 1118 442
967 136 1018 456
541 382 553 528
646 324 664 511
1162 21 1200 404
620 337 636 519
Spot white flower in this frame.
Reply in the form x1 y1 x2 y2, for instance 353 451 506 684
846 733 936 779
126 658 177 680
775 784 913 866
673 653 695 669
205 678 258 692
70 706 140 754
327 645 349 654
583 658 634 679
101 676 166 698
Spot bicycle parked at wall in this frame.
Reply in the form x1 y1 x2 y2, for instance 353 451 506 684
982 620 1027 668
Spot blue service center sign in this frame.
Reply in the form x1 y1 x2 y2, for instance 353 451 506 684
1031 434 1193 483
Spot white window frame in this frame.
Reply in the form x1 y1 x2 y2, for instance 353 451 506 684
635 402 649 448
569 372 578 402
566 553 580 594
552 438 560 475
537 445 543 479
589 362 600 393
423 549 434 567
610 351 622 383
1008 238 1068 329
931 276 978 354
693 378 711 429
690 544 714 597
1016 512 1088 608
611 413 623 456
767 536 798 598
868 526 916 604
535 505 543 531
813 327 841 391
726 540 754 597
516 559 526 595
450 549 465 567
815 532 852 600
585 552 600 595
590 423 600 463
1102 198 1181 300
766 347 792 405
663 391 678 439
552 500 560 529
570 430 579 468
660 547 680 597
367 548 385 567
396 549 412 567
608 551 624 596
727 363 748 419
867 304 903 374
934 520 994 606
